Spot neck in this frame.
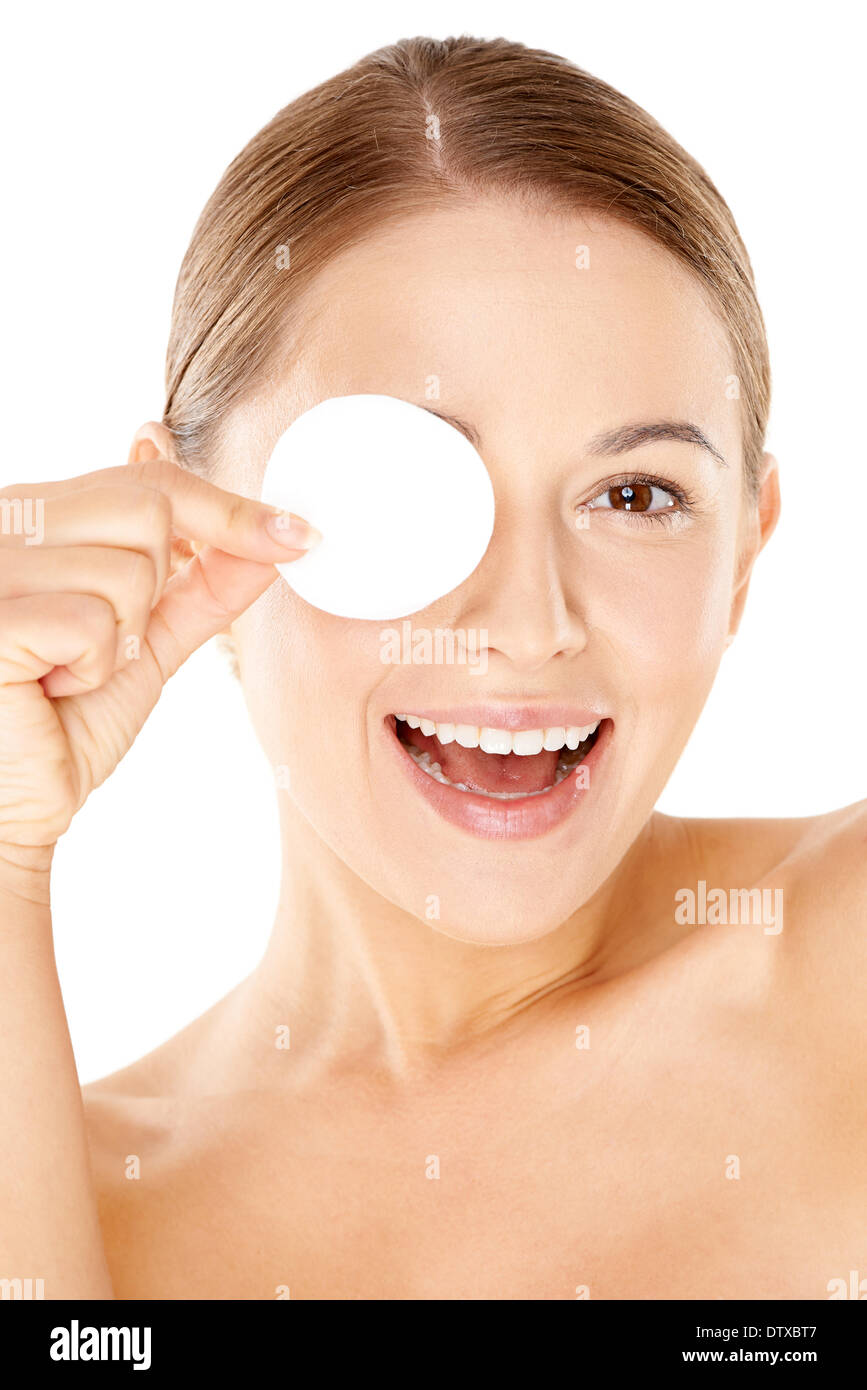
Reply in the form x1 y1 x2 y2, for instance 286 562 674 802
245 805 675 1080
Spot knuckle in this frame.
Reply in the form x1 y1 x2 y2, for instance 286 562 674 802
74 593 117 643
127 455 175 496
131 483 173 538
110 480 165 520
0 548 30 598
224 492 250 533
123 549 157 602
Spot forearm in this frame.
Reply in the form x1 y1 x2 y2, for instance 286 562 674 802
0 875 113 1298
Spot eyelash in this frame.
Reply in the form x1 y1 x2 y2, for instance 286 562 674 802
581 472 697 526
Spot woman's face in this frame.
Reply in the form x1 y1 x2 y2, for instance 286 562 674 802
224 197 768 945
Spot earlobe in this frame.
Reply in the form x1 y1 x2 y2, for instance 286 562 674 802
128 420 179 466
726 451 781 646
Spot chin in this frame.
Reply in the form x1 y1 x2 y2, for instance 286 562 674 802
377 856 607 947
418 906 578 948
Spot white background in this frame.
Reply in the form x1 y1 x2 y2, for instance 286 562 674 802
1 0 863 1082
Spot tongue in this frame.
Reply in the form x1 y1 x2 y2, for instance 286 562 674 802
400 726 560 793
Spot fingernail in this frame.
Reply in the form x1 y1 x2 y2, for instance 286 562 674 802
265 510 322 551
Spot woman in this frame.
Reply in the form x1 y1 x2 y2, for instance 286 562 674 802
1 35 864 1300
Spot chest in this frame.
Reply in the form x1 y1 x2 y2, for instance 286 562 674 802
98 1065 862 1300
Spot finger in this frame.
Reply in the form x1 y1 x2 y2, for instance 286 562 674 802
0 594 117 691
2 459 320 564
0 545 156 667
0 484 172 602
145 548 277 681
130 458 321 563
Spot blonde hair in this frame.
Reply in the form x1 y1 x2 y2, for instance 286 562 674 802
164 35 770 490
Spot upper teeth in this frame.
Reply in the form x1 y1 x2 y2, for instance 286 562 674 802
394 715 600 754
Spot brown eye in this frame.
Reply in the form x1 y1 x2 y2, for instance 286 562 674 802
608 482 653 511
585 479 680 516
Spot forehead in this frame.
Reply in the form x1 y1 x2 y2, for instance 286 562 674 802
229 197 740 480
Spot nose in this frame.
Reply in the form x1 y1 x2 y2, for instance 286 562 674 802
456 497 588 674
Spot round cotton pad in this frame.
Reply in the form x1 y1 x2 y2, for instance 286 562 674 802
260 394 496 621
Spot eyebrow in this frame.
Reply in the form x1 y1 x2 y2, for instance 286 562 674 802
422 407 727 468
586 420 728 468
422 407 482 449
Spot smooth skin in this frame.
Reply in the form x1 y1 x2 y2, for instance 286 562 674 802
2 199 865 1299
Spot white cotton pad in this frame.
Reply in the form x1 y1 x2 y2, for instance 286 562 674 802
260 394 496 621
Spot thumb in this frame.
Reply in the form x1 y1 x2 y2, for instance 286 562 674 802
146 546 279 681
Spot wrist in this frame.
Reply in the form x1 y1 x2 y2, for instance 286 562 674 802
0 842 54 907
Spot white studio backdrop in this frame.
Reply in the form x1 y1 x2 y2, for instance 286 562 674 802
1 0 864 1081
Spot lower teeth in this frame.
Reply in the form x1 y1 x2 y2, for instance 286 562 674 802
405 743 589 799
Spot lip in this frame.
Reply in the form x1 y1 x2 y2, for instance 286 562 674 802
384 712 612 842
391 705 607 732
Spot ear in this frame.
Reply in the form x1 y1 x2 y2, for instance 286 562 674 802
127 421 237 645
128 420 180 466
727 451 781 644
128 420 197 576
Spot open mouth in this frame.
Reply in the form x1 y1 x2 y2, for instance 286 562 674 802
392 714 602 799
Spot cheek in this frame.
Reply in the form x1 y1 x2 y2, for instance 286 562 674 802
580 528 735 718
233 582 387 799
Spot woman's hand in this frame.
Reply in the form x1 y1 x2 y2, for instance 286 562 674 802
0 456 315 875
0 456 315 1297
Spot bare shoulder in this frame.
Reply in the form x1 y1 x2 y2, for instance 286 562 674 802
656 799 867 1032
81 1006 248 1296
803 795 867 863
776 799 867 1012
81 988 240 1185
775 797 867 940
82 1061 186 1196
708 800 867 1044
663 797 867 916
